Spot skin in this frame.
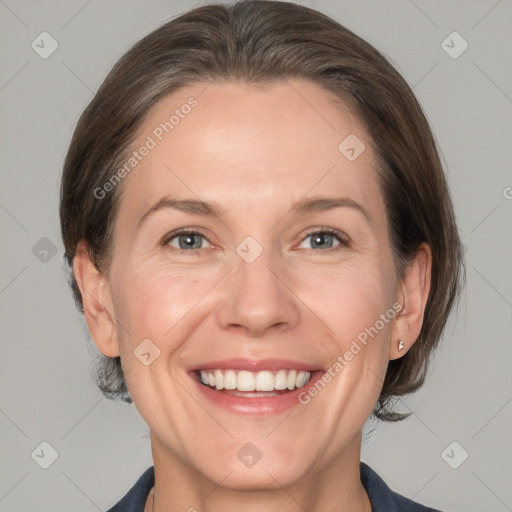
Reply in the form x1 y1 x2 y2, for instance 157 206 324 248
74 78 431 512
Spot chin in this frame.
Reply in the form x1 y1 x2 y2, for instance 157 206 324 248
192 441 311 491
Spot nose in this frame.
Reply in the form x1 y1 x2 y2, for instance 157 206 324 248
215 246 301 337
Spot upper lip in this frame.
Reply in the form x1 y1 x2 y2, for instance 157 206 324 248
189 358 321 373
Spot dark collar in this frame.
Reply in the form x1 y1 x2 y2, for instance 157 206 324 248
106 462 442 511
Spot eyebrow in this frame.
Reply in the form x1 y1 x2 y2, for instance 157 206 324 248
290 196 371 222
136 195 371 230
137 197 223 230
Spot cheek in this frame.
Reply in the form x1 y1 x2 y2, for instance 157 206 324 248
110 265 221 406
299 258 396 346
112 261 223 343
299 262 395 417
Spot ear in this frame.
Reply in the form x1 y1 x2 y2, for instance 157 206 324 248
389 243 432 360
73 241 120 358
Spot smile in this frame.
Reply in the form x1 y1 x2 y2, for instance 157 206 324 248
189 359 323 415
198 369 312 396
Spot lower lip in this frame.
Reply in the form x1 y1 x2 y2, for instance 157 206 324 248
191 371 324 415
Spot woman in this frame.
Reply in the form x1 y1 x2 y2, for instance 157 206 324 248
60 1 464 510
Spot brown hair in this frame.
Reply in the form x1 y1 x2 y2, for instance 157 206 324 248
60 0 465 422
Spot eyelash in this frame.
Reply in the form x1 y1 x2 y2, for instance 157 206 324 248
161 227 350 255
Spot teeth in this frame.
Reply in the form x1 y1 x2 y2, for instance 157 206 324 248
238 371 255 391
256 371 274 392
198 369 311 392
214 369 224 390
274 369 288 390
296 371 308 388
224 370 237 390
287 370 297 390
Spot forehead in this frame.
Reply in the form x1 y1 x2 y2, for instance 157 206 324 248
116 78 383 225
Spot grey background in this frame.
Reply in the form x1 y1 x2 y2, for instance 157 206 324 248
1 0 511 510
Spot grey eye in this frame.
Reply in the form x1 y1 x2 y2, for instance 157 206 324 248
168 232 207 250
300 231 341 250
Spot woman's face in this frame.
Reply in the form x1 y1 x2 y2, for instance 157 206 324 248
93 79 407 487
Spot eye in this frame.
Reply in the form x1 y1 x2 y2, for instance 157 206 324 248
161 228 349 254
163 230 213 252
298 229 348 251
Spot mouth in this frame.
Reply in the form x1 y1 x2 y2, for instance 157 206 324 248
193 368 312 397
189 360 323 415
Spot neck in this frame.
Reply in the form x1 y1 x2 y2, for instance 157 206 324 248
146 431 371 512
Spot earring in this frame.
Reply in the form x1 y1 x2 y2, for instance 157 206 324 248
398 339 405 351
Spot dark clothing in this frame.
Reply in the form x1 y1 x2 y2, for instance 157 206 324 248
106 461 442 511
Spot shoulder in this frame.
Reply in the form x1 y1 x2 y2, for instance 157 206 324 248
360 462 443 512
105 466 154 512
